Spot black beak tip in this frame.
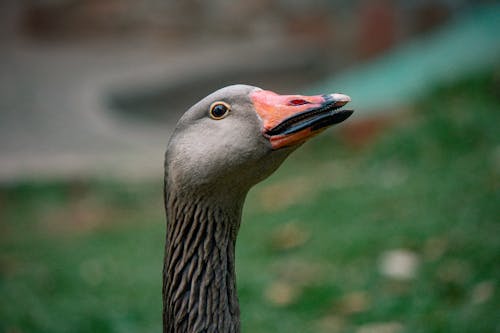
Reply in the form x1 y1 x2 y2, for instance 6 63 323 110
332 109 354 124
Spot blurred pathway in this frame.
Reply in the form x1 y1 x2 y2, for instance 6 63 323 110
0 38 193 181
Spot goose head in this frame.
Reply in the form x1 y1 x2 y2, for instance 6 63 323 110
165 84 353 196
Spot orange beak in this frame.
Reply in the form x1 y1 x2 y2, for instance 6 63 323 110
250 90 353 149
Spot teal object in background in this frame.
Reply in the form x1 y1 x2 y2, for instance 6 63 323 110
310 5 500 115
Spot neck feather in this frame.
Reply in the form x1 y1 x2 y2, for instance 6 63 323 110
163 186 245 333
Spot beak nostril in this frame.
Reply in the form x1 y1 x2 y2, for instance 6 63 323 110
289 99 309 106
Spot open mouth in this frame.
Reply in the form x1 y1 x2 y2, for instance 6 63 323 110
251 89 354 149
266 97 354 137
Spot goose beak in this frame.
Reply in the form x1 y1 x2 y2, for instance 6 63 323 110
251 90 354 149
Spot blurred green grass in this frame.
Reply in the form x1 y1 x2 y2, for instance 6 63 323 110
1 71 499 333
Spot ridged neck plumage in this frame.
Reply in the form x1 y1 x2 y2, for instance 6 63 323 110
163 184 245 333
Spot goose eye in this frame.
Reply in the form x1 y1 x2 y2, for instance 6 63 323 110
209 102 231 120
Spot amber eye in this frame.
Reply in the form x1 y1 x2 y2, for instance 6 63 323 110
209 101 231 120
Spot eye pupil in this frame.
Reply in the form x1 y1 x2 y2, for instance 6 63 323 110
213 105 227 117
209 102 230 119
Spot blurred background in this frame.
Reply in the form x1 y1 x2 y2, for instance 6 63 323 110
0 0 498 332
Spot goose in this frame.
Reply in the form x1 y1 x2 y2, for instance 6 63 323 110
163 84 353 333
